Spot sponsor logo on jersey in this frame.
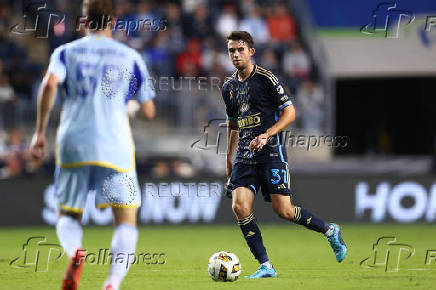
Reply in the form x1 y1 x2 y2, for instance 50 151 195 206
237 113 261 129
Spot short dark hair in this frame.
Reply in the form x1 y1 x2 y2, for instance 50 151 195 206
83 0 114 27
226 31 254 48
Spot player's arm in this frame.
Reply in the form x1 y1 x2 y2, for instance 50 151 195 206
140 99 155 120
226 120 239 178
249 105 295 152
221 81 239 178
30 73 59 161
250 78 295 152
266 104 295 137
132 54 156 121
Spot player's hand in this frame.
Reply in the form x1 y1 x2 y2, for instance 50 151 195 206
249 133 270 152
30 133 46 162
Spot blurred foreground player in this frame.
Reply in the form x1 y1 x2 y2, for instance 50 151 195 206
30 0 155 289
222 31 347 278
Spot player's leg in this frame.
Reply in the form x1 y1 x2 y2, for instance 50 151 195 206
232 186 268 264
270 194 330 233
57 210 83 258
232 186 277 278
264 160 347 262
231 163 277 278
54 166 90 290
270 194 347 263
94 167 141 290
57 210 86 290
103 207 138 290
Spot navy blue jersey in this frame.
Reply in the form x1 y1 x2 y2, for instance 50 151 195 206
222 65 292 165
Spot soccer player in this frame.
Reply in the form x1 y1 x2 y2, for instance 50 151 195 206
222 31 347 278
29 1 155 289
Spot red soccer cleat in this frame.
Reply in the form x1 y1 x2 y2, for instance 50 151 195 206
62 248 85 290
104 284 114 290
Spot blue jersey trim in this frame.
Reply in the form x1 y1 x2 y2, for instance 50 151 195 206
126 61 142 103
279 101 292 111
274 110 288 165
59 48 69 97
59 48 66 65
250 184 257 195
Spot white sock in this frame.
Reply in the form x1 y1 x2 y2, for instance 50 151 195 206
261 260 273 269
324 224 334 237
105 224 138 290
56 215 83 257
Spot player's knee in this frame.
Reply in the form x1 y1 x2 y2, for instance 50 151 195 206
232 202 251 218
112 207 137 226
273 204 295 221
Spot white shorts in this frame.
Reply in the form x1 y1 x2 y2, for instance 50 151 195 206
54 166 141 213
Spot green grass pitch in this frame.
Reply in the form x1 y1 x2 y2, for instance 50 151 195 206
1 224 435 289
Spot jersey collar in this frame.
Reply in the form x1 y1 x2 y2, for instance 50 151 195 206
236 64 256 83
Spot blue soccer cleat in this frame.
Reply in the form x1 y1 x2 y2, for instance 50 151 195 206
244 265 278 279
327 223 347 262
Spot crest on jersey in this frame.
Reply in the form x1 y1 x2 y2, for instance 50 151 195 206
276 85 284 95
240 103 250 113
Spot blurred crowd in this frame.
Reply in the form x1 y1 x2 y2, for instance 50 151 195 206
0 0 326 178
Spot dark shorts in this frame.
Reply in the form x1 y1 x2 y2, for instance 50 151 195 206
230 160 292 202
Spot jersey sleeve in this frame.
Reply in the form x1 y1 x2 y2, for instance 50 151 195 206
131 53 155 104
221 81 238 121
265 73 292 111
47 45 67 83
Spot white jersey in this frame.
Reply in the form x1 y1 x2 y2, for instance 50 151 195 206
47 34 154 172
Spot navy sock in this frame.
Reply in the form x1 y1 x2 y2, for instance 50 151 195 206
293 206 330 234
238 213 269 264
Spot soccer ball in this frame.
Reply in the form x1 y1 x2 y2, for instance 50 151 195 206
208 251 241 282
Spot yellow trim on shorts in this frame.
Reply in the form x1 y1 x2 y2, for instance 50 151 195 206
96 203 140 209
58 160 135 173
59 203 84 214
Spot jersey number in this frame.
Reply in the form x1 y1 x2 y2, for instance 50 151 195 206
270 168 287 185
76 61 97 98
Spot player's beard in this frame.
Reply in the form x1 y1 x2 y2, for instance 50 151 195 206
233 59 247 71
